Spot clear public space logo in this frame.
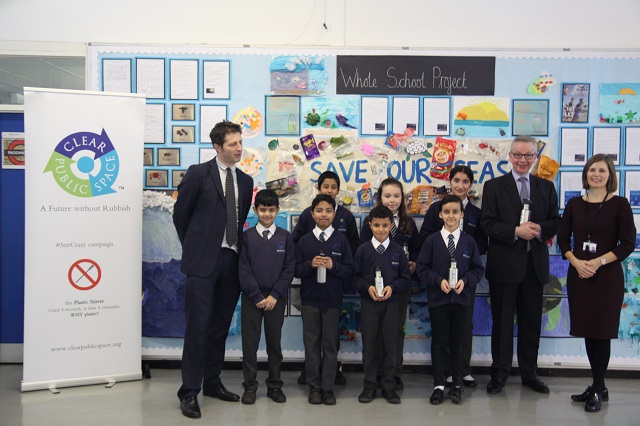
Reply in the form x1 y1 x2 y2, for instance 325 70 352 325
43 130 120 197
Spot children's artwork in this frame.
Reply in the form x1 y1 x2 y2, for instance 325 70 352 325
619 295 640 339
622 256 640 294
233 106 263 138
599 83 640 124
405 302 431 340
237 147 265 177
270 55 327 96
527 71 556 95
474 256 571 337
265 96 300 135
339 297 361 343
512 99 549 136
301 96 359 132
288 286 302 316
453 97 510 138
561 83 590 123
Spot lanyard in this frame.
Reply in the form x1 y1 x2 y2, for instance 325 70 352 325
585 192 608 241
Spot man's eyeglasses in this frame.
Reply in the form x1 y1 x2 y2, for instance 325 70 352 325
510 152 536 160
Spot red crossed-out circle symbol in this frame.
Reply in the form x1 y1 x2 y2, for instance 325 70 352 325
68 259 102 290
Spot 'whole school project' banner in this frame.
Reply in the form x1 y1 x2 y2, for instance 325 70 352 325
23 88 145 392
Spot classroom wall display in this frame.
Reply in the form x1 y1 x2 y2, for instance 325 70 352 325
89 46 640 368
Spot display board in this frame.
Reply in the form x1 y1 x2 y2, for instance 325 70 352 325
88 45 640 368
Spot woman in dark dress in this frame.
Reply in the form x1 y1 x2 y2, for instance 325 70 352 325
558 154 636 413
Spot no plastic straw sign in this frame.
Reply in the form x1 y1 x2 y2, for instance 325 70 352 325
68 259 102 290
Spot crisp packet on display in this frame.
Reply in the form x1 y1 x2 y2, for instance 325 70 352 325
357 183 374 208
430 136 457 181
534 155 560 182
300 134 320 160
407 185 435 215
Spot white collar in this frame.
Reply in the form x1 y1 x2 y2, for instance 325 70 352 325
370 236 390 250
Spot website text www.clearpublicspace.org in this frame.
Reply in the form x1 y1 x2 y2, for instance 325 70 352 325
50 342 122 352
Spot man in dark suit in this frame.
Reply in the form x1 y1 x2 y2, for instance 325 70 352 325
480 135 560 395
173 120 254 418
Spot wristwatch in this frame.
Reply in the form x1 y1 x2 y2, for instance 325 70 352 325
600 256 606 266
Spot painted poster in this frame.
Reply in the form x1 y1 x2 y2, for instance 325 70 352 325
599 83 640 124
301 96 360 133
270 55 327 96
453 97 510 138
265 96 301 135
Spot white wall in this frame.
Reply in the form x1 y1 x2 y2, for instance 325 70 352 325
1 0 639 50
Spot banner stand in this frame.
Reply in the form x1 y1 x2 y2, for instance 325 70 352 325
22 88 145 392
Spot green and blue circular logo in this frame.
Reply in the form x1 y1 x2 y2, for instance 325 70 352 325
43 129 120 197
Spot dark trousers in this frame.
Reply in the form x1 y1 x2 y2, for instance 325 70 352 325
177 248 240 400
301 305 339 391
445 297 475 377
241 293 287 391
394 285 412 378
489 253 543 383
429 303 468 387
361 297 399 392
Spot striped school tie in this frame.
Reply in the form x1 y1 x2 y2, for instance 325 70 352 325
447 234 455 257
262 230 269 240
319 231 326 243
377 244 385 254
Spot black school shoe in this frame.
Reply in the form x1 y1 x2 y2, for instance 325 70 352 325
308 388 322 405
322 390 336 405
267 388 286 403
381 389 401 404
358 388 377 403
448 386 462 404
429 388 445 405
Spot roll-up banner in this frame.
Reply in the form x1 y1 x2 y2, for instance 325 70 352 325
22 88 145 391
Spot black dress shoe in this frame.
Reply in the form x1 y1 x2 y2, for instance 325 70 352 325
522 378 550 394
430 388 445 405
463 377 478 388
267 388 287 403
308 388 322 405
585 392 603 413
180 396 201 418
203 383 240 402
358 388 377 403
394 376 404 390
448 386 462 404
571 386 609 402
322 390 336 405
381 389 401 404
486 379 503 394
241 389 256 405
335 369 347 386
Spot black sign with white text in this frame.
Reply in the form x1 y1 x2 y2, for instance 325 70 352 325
336 55 495 96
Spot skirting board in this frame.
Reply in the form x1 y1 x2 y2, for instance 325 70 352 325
0 344 23 363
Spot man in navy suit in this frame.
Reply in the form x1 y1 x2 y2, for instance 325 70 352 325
173 120 254 418
481 135 560 396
